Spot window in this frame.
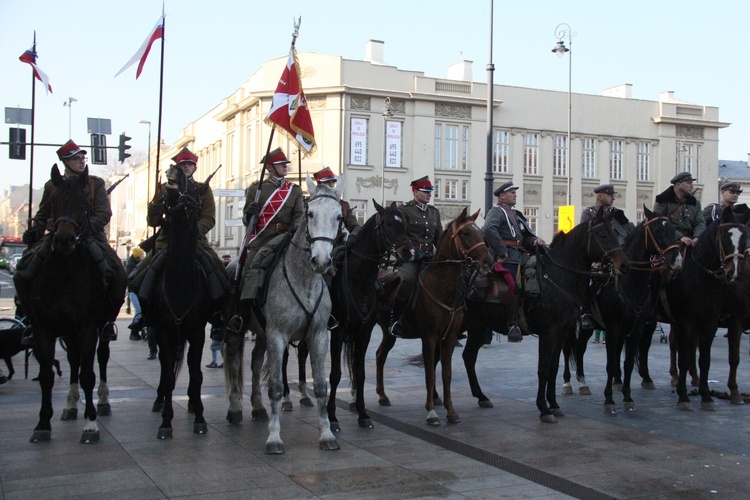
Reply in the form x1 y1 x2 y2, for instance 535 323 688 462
493 130 509 174
443 179 458 200
224 204 234 238
553 135 568 177
637 142 650 181
682 143 702 178
524 133 539 175
433 178 442 200
553 208 559 234
350 200 367 225
609 140 623 180
582 137 596 179
434 177 468 201
435 123 470 170
523 207 539 234
461 180 469 200
350 117 368 166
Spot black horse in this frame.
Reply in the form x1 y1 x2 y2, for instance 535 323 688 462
143 166 214 438
15 166 117 443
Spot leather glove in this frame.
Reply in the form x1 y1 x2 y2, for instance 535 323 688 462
346 232 357 249
245 202 261 217
147 203 165 226
414 249 428 262
22 228 38 245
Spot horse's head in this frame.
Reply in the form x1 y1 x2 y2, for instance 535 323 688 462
708 208 750 282
163 164 201 222
373 200 414 262
437 207 493 275
49 164 90 255
305 181 343 274
641 206 682 270
584 206 628 272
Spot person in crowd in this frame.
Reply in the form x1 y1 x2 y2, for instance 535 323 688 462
653 171 705 247
703 181 743 224
126 246 145 340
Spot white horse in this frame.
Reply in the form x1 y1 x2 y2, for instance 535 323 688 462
225 180 342 454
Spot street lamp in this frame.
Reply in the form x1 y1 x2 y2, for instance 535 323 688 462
552 23 574 206
139 119 152 236
63 97 77 139
382 97 393 205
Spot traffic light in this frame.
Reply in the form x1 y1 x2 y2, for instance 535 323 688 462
9 128 26 160
91 133 107 165
118 133 131 163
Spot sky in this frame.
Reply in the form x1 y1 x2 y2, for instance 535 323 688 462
1 0 748 195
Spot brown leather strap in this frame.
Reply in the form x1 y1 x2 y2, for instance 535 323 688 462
502 239 522 247
413 243 433 252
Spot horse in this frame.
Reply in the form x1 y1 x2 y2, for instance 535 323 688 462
657 209 750 411
15 165 115 443
374 208 492 426
224 180 343 454
571 208 682 414
143 165 214 439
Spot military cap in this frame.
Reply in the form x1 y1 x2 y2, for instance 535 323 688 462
671 171 696 184
720 181 742 192
171 147 198 165
493 181 519 197
313 167 337 183
410 176 434 192
593 184 616 194
57 139 87 160
260 147 291 166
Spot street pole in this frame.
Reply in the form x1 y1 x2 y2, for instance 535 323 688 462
140 120 152 238
63 97 77 139
552 23 574 206
485 0 495 215
382 97 393 206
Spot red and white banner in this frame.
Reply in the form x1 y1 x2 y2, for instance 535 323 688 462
264 47 316 156
115 15 164 79
19 48 53 94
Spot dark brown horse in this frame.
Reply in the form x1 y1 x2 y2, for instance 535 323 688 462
374 208 492 426
15 166 115 443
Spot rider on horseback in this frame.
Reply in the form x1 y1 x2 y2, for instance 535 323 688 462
703 181 746 225
654 171 706 247
388 176 443 338
19 139 126 343
229 148 305 335
482 181 545 342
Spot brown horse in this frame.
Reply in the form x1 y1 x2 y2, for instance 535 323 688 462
374 208 492 426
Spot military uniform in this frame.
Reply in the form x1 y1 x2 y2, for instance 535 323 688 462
581 205 633 246
653 187 705 240
483 203 538 267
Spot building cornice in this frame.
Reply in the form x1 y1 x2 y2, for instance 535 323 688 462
652 116 730 129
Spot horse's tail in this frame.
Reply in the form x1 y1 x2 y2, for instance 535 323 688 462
174 339 187 379
566 333 578 372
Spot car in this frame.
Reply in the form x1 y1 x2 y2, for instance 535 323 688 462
0 256 7 270
7 254 22 275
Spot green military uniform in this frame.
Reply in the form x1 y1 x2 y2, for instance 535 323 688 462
653 186 705 240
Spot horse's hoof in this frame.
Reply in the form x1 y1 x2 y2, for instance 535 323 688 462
677 401 694 411
226 410 243 425
348 401 357 411
97 404 111 417
433 397 443 407
579 386 592 396
194 422 208 434
30 430 51 443
358 418 374 429
623 402 636 412
265 442 285 455
604 404 617 415
426 417 441 426
562 386 573 396
157 427 173 439
330 422 342 433
540 414 558 424
80 430 100 444
701 401 717 411
551 408 565 417
478 399 493 409
319 439 340 451
299 397 314 407
251 409 269 421
152 401 164 413
378 396 391 407
641 381 655 390
187 402 195 414
670 378 678 388
281 401 294 412
447 414 461 424
730 395 746 405
61 408 78 421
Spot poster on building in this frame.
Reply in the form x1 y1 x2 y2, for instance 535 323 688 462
558 205 576 233
385 120 402 168
350 117 367 165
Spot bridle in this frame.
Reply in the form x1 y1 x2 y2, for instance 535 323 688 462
303 192 340 248
49 190 90 249
586 219 623 266
691 222 748 280
447 218 488 269
628 216 680 272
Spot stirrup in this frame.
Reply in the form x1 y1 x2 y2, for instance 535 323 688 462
327 315 339 330
580 313 595 330
226 315 244 336
100 322 118 342
388 320 404 338
507 325 523 343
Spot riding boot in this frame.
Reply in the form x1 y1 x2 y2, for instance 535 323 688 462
209 312 226 342
226 300 250 337
505 295 523 343
388 298 408 338
128 314 144 332
327 315 339 330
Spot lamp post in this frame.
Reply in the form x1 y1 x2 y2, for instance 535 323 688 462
552 23 574 207
63 97 77 139
139 119 152 237
382 97 393 205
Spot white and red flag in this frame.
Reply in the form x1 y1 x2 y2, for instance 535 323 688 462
19 48 53 94
115 15 164 79
264 47 316 155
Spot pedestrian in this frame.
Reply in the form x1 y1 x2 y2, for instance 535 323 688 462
388 176 443 338
483 181 545 342
126 246 145 340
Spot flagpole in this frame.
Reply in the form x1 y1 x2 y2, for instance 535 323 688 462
154 8 166 200
27 32 37 230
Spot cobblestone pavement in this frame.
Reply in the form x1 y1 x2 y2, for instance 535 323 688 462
2 298 750 499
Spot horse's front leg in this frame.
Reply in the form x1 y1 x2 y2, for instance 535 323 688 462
375 320 398 406
422 336 440 426
638 322 657 389
463 324 491 407
726 319 745 404
697 327 717 411
576 326 593 395
250 335 268 421
30 336 57 442
674 324 693 410
351 322 375 428
281 345 293 411
297 339 313 407
309 327 339 451
327 329 344 432
156 339 176 439
546 333 564 417
440 331 460 424
78 333 100 444
264 335 286 454
536 331 557 423
96 339 111 416
621 333 637 411
186 333 207 434
224 325 245 424
62 343 80 421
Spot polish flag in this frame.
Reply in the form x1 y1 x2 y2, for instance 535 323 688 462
19 48 53 94
115 15 164 79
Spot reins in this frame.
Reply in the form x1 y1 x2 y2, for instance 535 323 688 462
690 222 747 280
